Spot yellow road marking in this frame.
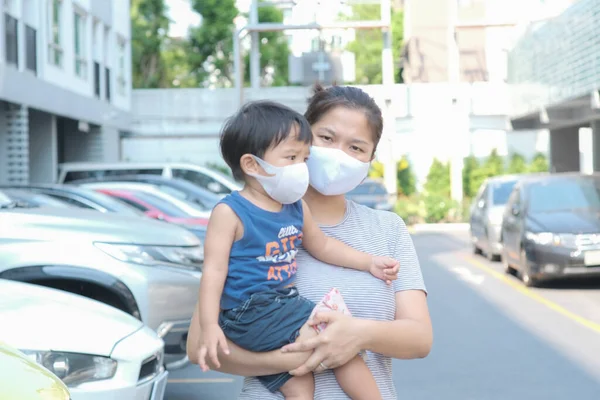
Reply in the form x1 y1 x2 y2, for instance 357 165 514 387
462 255 600 335
168 378 235 384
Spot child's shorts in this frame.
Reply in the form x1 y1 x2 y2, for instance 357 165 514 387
219 286 315 392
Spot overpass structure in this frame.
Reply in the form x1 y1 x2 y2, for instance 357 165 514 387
508 0 600 174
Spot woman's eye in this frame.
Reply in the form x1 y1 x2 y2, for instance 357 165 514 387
320 136 333 142
350 146 363 152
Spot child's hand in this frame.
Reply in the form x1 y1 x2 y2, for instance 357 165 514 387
198 324 230 372
369 256 400 285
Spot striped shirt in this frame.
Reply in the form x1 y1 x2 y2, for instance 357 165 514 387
238 200 427 400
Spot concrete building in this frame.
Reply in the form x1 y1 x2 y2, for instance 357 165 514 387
507 0 600 174
0 0 131 184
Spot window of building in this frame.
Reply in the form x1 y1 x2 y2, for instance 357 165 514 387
117 37 126 95
25 24 37 74
73 11 87 78
48 0 62 67
4 12 18 66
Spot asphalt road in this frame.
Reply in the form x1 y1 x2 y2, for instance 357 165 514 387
166 227 600 399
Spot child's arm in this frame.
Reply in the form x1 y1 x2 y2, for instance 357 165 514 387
301 201 399 282
197 203 238 371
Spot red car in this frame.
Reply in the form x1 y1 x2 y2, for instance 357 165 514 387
97 189 209 226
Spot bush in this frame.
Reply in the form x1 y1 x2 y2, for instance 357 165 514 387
369 160 385 179
394 194 426 225
507 153 527 174
397 156 417 196
529 152 549 173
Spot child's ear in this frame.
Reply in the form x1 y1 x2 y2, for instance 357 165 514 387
240 154 260 176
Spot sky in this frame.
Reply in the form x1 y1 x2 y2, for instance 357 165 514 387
166 0 251 38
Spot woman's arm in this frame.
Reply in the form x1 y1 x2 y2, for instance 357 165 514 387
358 289 432 359
187 300 310 376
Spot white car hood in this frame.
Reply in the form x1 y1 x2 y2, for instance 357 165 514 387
0 280 143 356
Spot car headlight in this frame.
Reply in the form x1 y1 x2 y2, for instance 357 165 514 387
525 232 577 248
94 242 203 270
22 351 117 387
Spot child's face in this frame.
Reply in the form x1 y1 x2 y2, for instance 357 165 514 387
262 128 311 168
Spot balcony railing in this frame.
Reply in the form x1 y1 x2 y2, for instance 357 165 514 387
5 13 18 66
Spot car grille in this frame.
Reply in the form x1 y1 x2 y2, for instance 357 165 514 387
138 351 163 384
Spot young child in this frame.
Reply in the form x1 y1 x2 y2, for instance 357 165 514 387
197 100 399 400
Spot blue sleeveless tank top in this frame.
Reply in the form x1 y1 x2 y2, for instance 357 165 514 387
219 191 304 310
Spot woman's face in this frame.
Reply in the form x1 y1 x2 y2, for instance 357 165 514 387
310 107 375 163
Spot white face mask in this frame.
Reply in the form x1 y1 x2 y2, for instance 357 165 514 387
306 146 370 196
248 156 309 204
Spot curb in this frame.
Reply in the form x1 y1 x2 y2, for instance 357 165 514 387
408 223 470 233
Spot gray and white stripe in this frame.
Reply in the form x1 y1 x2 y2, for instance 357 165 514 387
239 200 427 400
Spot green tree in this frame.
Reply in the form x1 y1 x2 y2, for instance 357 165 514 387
162 37 197 88
397 156 416 196
529 152 549 173
131 0 170 88
243 6 289 87
483 148 505 176
424 158 450 197
344 5 404 84
507 152 527 174
462 155 479 198
369 160 385 179
188 0 239 87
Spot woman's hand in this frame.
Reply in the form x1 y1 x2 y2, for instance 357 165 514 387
281 311 365 376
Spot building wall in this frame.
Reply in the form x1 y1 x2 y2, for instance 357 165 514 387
128 84 548 187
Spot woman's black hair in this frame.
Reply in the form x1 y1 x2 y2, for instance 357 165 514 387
220 100 313 181
304 84 384 150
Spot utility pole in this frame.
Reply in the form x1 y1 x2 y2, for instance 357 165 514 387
249 0 261 89
380 0 397 196
448 0 464 205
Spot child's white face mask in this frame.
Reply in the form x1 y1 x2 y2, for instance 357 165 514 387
249 156 309 204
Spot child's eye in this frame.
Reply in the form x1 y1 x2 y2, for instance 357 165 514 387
288 155 296 160
304 157 309 162
320 136 333 142
350 146 363 152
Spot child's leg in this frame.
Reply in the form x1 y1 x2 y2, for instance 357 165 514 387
274 323 317 399
334 355 382 400
279 374 314 400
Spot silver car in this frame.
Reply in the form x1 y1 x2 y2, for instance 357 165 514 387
470 176 519 261
0 193 201 369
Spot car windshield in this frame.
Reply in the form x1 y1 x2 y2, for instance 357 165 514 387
491 180 517 205
132 191 193 218
528 178 600 213
347 182 387 195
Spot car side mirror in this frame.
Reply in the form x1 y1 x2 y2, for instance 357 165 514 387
511 205 520 216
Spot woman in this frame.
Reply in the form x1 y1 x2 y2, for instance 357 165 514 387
187 84 432 399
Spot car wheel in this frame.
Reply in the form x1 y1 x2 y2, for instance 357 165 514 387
471 234 483 255
519 249 538 287
502 249 515 275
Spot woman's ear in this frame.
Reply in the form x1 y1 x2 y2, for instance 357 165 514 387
240 154 260 176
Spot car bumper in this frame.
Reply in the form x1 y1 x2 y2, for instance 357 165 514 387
69 326 168 400
525 243 600 278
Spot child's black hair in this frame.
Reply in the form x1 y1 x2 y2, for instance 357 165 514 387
220 100 313 181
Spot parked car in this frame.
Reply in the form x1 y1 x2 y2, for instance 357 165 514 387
345 179 395 211
501 173 600 286
58 162 241 195
71 174 222 209
1 188 73 209
0 184 146 217
1 341 70 400
1 279 167 400
0 193 202 369
469 175 520 261
81 181 212 219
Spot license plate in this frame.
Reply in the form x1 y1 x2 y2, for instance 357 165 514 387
584 251 600 266
150 371 169 400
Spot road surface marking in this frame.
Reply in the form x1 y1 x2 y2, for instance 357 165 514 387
463 255 600 335
168 378 235 384
450 266 485 285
